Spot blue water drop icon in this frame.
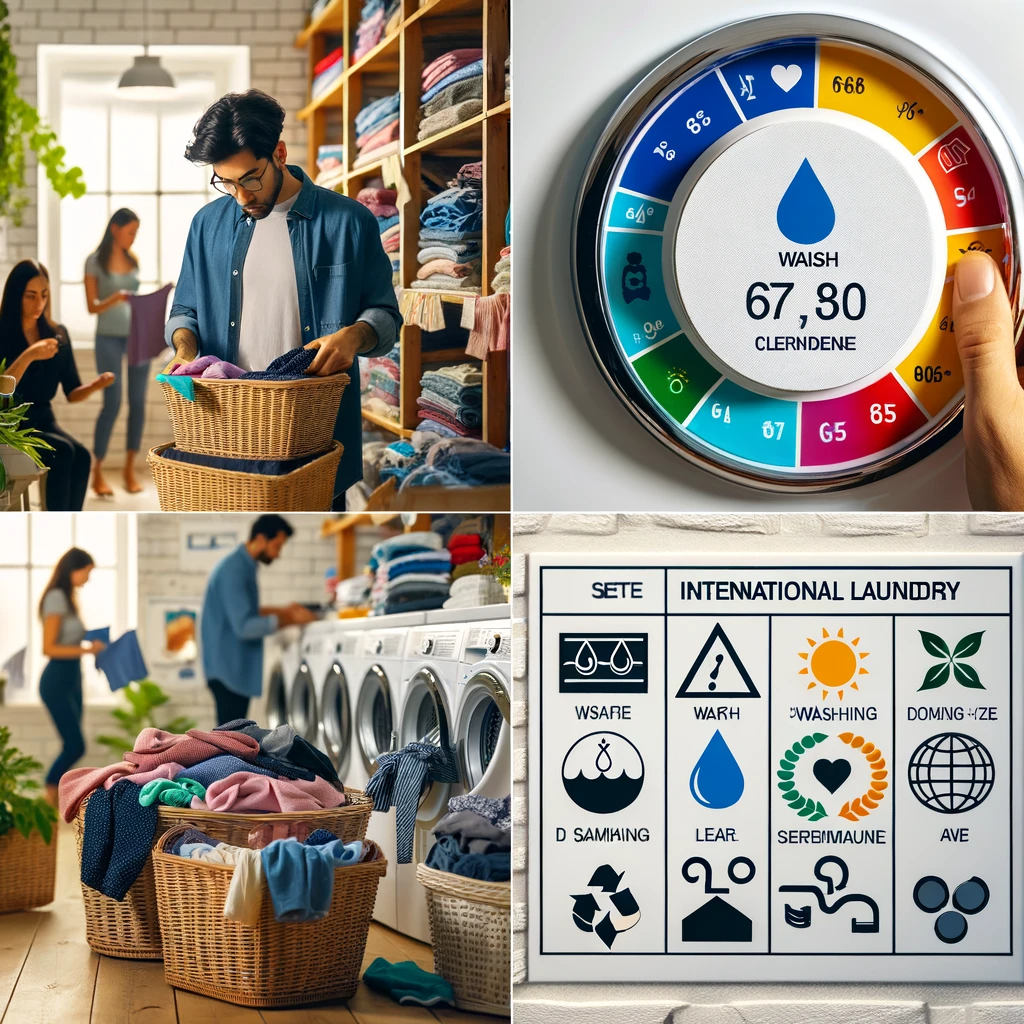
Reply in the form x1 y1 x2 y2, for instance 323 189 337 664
689 729 744 809
776 158 835 245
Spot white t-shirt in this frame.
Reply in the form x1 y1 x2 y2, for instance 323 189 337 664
236 191 302 372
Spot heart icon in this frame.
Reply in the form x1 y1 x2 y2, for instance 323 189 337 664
812 757 851 794
772 64 803 93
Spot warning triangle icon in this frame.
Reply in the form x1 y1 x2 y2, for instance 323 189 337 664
676 622 760 698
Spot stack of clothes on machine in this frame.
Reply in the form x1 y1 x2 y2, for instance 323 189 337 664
418 47 483 142
415 162 482 293
354 180 400 285
354 92 401 167
425 794 510 881
416 362 482 438
368 531 450 615
67 721 346 902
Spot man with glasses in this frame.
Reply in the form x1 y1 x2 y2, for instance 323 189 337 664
164 89 400 508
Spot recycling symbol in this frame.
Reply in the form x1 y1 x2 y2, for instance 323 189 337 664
570 864 642 949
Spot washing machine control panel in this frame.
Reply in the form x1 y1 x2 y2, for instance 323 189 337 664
465 626 512 660
575 18 1023 490
421 638 434 655
364 632 406 658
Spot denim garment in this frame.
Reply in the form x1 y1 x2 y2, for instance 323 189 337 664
420 188 483 234
201 545 279 698
165 164 401 500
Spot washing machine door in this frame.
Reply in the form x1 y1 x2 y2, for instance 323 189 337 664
457 666 510 797
399 667 455 825
288 661 319 744
357 664 396 776
320 660 352 776
265 663 288 729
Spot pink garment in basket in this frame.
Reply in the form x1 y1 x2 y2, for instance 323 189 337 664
193 772 347 814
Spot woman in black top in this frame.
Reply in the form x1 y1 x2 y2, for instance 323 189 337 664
0 260 114 510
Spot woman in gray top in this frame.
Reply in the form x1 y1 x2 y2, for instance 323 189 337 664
38 547 105 805
84 208 143 498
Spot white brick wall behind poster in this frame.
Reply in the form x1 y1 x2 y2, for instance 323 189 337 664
513 513 1024 1024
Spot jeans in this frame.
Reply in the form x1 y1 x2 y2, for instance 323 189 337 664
208 678 250 727
93 333 150 459
29 408 90 511
39 658 84 785
420 187 483 233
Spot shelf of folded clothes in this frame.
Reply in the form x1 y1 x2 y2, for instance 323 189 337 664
416 46 484 145
351 0 401 64
352 90 401 169
297 0 345 46
353 180 400 284
313 142 345 190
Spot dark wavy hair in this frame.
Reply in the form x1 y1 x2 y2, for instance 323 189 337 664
185 89 285 165
93 207 140 273
0 260 58 365
39 547 94 620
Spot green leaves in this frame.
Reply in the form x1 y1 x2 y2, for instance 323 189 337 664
0 725 56 844
96 680 196 763
917 630 985 691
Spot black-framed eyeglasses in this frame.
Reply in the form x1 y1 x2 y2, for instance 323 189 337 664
211 159 270 196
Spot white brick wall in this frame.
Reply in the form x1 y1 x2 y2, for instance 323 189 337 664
7 512 335 771
513 513 1024 1024
3 0 311 464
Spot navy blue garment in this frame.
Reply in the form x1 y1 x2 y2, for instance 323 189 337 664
216 719 340 785
425 833 510 882
381 594 449 615
253 753 317 782
165 163 401 503
306 828 340 846
176 754 277 789
159 445 323 476
38 658 84 785
168 827 219 857
239 346 317 381
80 781 159 900
94 630 148 691
366 742 459 864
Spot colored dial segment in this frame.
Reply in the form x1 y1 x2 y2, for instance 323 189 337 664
920 126 1004 230
719 42 816 117
631 332 720 425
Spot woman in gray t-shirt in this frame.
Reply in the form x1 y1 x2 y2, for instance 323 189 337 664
38 547 105 805
84 208 143 498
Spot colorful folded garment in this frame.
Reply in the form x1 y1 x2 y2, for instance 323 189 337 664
417 258 478 280
313 46 344 77
357 118 399 153
417 100 483 141
413 274 481 293
414 404 480 437
417 244 480 265
421 60 485 104
421 75 483 119
421 48 482 92
357 186 398 206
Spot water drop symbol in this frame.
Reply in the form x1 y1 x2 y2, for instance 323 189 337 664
776 158 836 245
689 729 745 809
595 738 613 775
575 640 597 676
609 640 634 676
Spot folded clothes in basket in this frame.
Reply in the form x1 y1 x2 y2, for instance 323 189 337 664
157 446 325 477
425 833 510 881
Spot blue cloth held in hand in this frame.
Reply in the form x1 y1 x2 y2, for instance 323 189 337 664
95 630 148 692
84 627 110 646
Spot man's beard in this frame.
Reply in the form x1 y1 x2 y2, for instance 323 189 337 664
256 551 274 565
245 162 284 219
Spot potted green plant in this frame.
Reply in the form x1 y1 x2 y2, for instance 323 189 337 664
0 725 58 914
97 679 196 762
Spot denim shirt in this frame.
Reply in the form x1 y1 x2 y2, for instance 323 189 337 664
201 545 279 697
165 165 402 501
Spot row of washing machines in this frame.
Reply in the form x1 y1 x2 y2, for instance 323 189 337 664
262 604 511 944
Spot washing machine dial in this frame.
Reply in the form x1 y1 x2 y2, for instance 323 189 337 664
421 637 434 655
573 14 1024 491
489 633 503 655
374 639 383 655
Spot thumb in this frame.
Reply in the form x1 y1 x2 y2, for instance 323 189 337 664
952 251 1019 413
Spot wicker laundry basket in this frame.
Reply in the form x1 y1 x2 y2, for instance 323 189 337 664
160 373 349 459
148 441 342 511
74 789 372 959
416 863 510 1016
153 822 387 1007
0 827 57 914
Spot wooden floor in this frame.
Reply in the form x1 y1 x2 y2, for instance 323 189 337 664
0 821 501 1024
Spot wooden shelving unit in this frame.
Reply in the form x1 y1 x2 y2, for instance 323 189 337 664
297 0 510 470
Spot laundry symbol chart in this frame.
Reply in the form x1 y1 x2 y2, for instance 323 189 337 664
681 856 757 942
690 729 744 809
777 732 888 822
779 856 879 934
562 731 645 814
571 864 642 949
799 627 869 701
559 633 648 693
918 630 985 691
907 732 995 814
676 623 760 698
912 875 990 944
776 158 835 245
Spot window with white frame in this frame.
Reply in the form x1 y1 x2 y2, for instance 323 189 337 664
0 514 137 705
37 46 250 340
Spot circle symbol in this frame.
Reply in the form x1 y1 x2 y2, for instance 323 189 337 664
562 732 645 814
952 877 990 915
800 626 869 699
907 732 995 814
935 910 968 944
913 875 949 913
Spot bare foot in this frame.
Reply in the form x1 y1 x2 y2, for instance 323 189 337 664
92 464 114 497
44 784 59 807
123 451 144 494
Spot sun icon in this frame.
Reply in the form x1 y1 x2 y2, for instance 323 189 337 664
799 627 869 700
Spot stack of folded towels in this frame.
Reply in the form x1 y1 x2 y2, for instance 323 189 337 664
416 363 483 438
354 92 400 168
69 720 347 902
333 574 372 618
169 828 382 926
353 0 400 61
368 531 451 615
314 143 346 190
418 47 483 142
425 794 510 882
367 351 400 419
400 436 511 490
415 162 482 292
355 181 400 285
311 46 345 99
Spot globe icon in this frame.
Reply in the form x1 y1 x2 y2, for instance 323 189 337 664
907 733 995 814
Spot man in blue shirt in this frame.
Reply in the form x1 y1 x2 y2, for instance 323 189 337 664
201 514 317 725
165 90 401 508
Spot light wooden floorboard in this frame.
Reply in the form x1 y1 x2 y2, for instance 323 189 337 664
0 912 41 1019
